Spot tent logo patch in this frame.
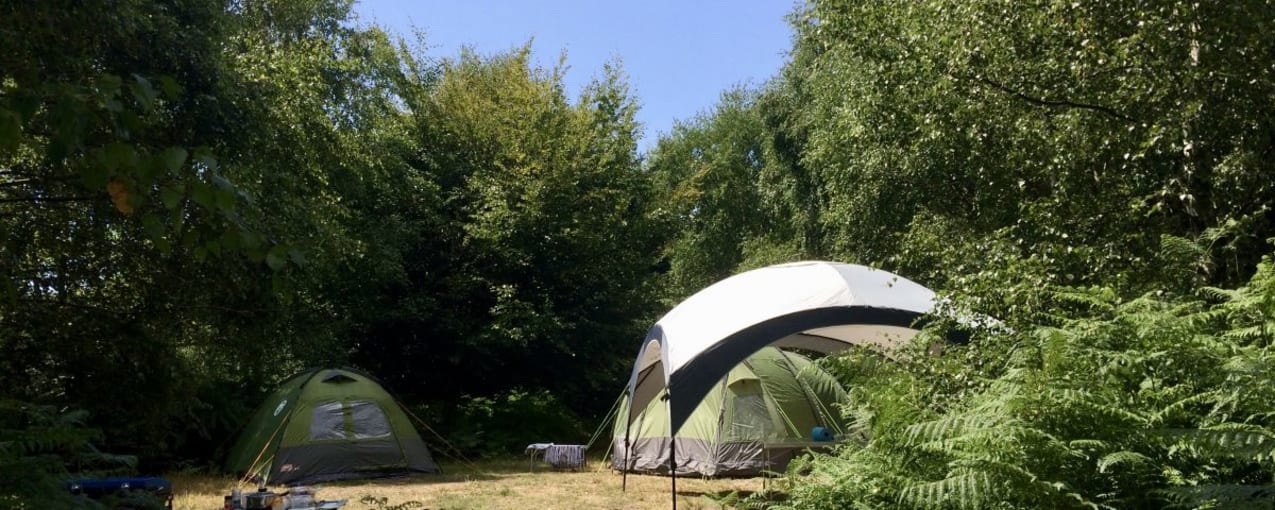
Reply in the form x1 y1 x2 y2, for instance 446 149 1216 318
273 400 288 416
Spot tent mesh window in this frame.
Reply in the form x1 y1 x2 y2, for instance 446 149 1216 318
310 401 347 440
350 401 392 439
308 400 393 440
727 381 772 441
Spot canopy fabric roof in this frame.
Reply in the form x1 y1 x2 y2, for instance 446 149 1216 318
624 261 937 435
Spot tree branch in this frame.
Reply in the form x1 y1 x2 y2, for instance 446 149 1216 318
14 297 267 317
975 76 1137 123
0 176 77 188
0 195 99 204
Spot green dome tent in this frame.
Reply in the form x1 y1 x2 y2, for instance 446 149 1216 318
611 347 847 477
225 368 438 485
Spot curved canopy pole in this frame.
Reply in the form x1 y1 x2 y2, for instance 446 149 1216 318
624 305 931 442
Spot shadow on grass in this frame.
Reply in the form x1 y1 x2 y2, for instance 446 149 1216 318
168 457 618 496
675 489 789 506
325 470 505 488
329 457 617 487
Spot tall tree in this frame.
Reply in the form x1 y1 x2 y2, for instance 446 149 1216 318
0 0 418 464
789 0 1275 294
350 48 665 416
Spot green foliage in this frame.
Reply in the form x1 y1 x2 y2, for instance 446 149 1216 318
789 0 1275 289
651 0 1275 306
779 253 1275 510
0 0 432 474
420 389 588 459
646 85 822 303
350 46 665 417
0 400 141 509
4 1 664 489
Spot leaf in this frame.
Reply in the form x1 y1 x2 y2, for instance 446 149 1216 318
239 230 261 251
161 186 183 210
81 163 110 189
106 179 134 215
156 75 182 99
141 214 169 253
0 108 20 152
1 272 16 307
159 146 188 173
11 91 40 122
265 245 288 271
1096 451 1152 473
190 182 214 209
128 73 158 110
214 188 235 210
181 230 199 250
141 214 164 240
101 142 138 171
288 248 307 266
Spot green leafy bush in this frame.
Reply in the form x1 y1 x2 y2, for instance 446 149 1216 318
0 400 150 509
778 254 1275 509
415 389 588 459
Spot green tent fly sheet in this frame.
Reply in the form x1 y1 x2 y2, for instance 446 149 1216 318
225 367 438 485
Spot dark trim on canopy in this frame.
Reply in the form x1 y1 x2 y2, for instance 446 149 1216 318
658 305 928 433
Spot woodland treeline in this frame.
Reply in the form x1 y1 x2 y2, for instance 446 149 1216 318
3 0 1274 508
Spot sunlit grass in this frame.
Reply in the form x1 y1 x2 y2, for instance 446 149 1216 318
170 458 774 510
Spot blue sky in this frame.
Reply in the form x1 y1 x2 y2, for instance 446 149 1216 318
353 0 798 152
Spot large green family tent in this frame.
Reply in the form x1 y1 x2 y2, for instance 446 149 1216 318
611 346 848 477
224 367 438 485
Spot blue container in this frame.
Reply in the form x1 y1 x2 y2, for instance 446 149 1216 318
66 477 173 509
811 426 834 442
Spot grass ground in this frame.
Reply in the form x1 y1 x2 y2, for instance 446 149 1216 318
170 459 780 510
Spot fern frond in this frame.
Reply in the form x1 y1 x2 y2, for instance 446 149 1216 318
1096 450 1153 473
1068 439 1110 451
1045 388 1149 425
1223 325 1266 341
897 469 993 510
1221 352 1274 374
1199 286 1241 302
1159 427 1275 461
1150 391 1223 426
1161 234 1207 260
904 413 1012 445
58 409 90 426
1052 288 1117 313
1161 484 1275 510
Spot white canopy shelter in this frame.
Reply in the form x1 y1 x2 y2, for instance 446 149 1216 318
623 261 940 437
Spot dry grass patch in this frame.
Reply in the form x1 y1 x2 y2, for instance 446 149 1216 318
170 459 778 510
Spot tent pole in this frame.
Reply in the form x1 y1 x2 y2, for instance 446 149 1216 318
622 387 632 492
669 434 677 510
621 435 630 491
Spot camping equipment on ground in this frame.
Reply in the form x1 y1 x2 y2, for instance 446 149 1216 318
224 367 438 485
525 443 588 471
810 426 834 442
612 346 847 477
66 477 173 509
222 486 346 510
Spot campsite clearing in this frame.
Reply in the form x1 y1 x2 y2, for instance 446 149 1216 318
171 459 778 509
